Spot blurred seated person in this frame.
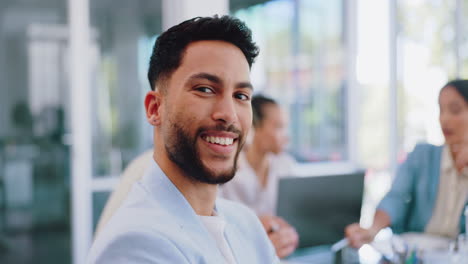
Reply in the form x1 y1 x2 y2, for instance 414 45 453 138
220 95 299 258
346 80 468 248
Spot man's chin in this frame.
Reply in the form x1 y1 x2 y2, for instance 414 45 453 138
201 166 236 184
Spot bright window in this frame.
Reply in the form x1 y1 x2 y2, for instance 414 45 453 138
233 0 348 162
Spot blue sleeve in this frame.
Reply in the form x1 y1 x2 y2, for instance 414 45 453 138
88 230 190 264
377 145 423 232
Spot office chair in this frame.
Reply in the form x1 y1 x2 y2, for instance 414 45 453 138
94 150 152 237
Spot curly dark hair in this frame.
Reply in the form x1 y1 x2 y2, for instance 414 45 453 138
147 15 259 91
443 79 468 103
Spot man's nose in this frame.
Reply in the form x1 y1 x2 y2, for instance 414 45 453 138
211 96 237 125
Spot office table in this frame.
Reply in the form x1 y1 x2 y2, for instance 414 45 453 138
281 233 468 264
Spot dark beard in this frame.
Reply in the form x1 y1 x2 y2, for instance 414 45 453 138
165 122 243 184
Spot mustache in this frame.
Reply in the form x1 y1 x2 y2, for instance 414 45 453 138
197 123 242 136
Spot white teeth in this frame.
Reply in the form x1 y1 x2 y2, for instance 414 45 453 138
203 136 234 146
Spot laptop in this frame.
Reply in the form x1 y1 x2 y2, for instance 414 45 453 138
276 170 365 249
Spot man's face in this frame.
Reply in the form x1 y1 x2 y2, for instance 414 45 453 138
160 40 253 184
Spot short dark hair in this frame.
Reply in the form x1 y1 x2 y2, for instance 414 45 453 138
443 79 468 103
147 15 259 91
251 94 278 127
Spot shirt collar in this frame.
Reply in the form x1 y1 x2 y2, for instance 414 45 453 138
441 145 454 173
443 145 468 179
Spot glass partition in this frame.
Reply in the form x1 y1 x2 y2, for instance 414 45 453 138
397 0 456 153
0 0 71 263
89 0 162 179
461 0 468 76
232 0 348 163
88 0 162 234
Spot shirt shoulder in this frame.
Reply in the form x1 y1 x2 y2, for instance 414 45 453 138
405 143 442 165
90 181 191 263
88 202 191 263
413 142 440 152
88 226 189 264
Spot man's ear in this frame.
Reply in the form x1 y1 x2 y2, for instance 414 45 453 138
145 90 163 126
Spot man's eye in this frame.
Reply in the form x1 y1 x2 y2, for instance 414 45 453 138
235 93 250 101
196 87 214 94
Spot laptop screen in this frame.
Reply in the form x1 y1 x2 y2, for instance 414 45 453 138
276 171 365 248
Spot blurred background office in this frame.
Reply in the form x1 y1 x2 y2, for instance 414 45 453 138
0 0 467 263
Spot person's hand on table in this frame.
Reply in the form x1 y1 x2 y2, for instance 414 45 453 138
259 215 299 258
345 223 378 249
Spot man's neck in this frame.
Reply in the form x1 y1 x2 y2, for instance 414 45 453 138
153 146 217 216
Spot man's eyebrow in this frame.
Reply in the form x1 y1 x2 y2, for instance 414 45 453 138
187 72 253 90
188 72 222 84
236 82 253 90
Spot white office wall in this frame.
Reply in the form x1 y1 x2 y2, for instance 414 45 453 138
162 0 228 30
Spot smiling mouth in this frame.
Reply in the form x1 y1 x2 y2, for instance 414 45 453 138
201 135 235 146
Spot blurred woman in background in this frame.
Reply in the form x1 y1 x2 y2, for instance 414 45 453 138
346 79 468 248
220 94 299 258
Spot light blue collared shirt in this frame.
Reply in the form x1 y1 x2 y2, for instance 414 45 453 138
378 143 467 234
87 161 279 263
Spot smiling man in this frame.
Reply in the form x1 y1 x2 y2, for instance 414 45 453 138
87 16 279 263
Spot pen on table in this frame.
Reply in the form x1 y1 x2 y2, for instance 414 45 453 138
331 238 349 252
